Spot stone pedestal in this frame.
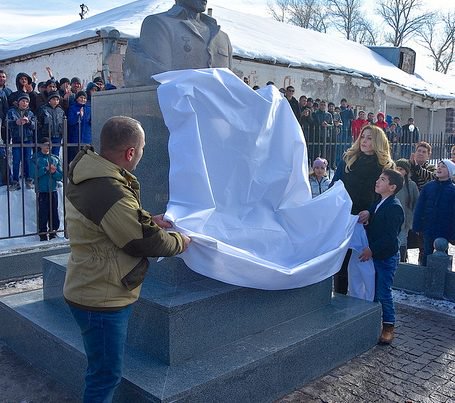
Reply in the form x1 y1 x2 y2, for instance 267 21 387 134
0 255 381 402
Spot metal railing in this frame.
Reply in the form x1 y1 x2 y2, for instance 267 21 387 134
1 120 454 241
1 117 86 242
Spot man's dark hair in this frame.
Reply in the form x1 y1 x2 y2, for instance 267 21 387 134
266 81 274 86
382 169 403 194
0 70 6 76
340 98 347 103
100 116 143 154
415 141 431 154
328 102 335 107
286 86 294 91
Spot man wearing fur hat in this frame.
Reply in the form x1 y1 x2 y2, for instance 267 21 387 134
413 159 455 266
7 93 36 190
123 0 232 86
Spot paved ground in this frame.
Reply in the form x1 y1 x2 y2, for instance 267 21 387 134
277 303 455 403
1 302 454 402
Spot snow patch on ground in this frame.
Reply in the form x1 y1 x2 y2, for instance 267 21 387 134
393 289 455 317
0 276 43 297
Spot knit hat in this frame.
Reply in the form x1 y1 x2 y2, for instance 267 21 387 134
40 137 50 144
441 159 455 178
395 159 411 175
47 91 60 102
71 77 82 85
93 76 104 84
45 79 57 87
17 93 30 103
313 157 328 168
76 90 87 99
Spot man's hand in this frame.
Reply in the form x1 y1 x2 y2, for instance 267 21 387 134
359 247 372 262
409 153 416 164
153 214 172 229
181 234 191 251
358 210 370 225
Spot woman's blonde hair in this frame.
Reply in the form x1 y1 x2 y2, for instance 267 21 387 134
344 125 394 172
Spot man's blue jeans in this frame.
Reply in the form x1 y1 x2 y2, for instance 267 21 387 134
374 253 399 324
69 304 133 403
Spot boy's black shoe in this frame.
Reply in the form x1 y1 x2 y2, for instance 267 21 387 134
379 324 394 344
49 233 57 240
39 235 48 242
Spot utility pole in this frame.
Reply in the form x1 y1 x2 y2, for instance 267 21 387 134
79 4 89 20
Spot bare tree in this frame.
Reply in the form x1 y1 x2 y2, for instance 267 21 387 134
268 0 329 32
351 18 378 46
418 11 455 74
326 0 363 40
268 0 292 22
377 0 434 47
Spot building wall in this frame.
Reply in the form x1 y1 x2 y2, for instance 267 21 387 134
0 41 104 89
233 59 384 111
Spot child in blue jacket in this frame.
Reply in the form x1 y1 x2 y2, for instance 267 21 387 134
31 137 63 241
413 159 455 265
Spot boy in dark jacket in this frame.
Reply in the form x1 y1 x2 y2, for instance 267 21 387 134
31 137 63 241
359 169 404 345
413 159 455 266
7 93 36 190
37 91 65 156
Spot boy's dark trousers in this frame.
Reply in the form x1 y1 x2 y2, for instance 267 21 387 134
38 191 60 236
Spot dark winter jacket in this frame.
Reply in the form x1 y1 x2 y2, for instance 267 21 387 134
413 179 455 241
7 106 36 143
287 96 300 121
37 104 65 142
340 106 354 134
401 123 420 144
331 153 383 214
0 90 7 123
366 195 404 260
30 150 63 192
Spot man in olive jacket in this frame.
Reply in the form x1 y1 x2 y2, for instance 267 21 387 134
64 116 191 402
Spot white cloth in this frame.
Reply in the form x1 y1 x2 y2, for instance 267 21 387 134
154 68 357 290
347 223 375 301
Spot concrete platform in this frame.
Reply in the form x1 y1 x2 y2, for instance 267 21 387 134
0 254 381 402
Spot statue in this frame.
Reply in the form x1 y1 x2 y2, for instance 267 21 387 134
123 0 232 87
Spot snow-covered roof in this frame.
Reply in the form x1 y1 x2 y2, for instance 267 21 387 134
1 0 454 100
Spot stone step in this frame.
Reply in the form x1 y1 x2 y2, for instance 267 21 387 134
43 254 332 364
0 289 380 402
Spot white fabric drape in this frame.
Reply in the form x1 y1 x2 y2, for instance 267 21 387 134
154 68 357 290
347 224 376 301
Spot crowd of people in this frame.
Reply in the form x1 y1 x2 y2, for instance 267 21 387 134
0 68 116 240
307 123 455 344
